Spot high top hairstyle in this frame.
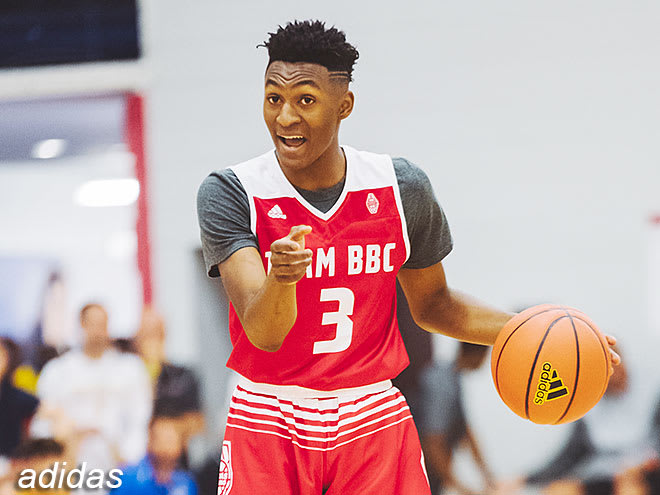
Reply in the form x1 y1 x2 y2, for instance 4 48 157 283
260 20 360 81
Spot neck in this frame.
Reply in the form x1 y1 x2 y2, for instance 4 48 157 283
83 344 106 359
279 139 346 190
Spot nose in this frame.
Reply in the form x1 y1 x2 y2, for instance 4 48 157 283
276 102 301 127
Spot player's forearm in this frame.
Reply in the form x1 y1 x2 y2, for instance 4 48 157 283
241 274 298 352
416 287 514 345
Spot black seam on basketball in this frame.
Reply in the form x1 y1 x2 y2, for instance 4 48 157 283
494 308 559 394
571 314 610 399
555 309 580 424
524 315 568 420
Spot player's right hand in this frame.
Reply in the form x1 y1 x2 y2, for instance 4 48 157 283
268 225 313 285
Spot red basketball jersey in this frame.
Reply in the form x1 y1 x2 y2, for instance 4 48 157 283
227 146 411 390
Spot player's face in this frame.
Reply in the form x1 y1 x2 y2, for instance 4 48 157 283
263 61 353 173
81 305 109 347
149 417 184 467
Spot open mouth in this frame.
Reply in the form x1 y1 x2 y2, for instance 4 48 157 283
278 135 307 148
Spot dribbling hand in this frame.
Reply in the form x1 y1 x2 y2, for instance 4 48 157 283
605 334 621 375
269 225 313 285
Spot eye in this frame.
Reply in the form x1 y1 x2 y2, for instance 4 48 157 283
267 95 280 104
300 96 315 106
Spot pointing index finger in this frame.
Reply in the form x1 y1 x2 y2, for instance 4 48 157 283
287 225 312 243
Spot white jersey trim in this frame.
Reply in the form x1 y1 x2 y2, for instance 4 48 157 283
390 160 411 262
227 376 413 451
226 416 412 452
232 388 406 422
227 403 411 440
228 145 411 262
237 374 392 400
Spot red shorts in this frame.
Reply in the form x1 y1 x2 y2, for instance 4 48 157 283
217 377 430 495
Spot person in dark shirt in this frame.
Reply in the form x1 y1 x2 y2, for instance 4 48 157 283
113 411 197 495
391 281 434 422
135 308 203 417
134 307 204 468
0 337 39 457
419 342 494 495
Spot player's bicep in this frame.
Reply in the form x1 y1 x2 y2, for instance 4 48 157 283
397 261 450 327
217 246 267 318
197 170 256 277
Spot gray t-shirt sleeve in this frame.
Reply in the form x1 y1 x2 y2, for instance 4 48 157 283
394 157 453 269
196 169 257 277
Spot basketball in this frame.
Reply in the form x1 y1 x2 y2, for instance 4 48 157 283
491 304 612 425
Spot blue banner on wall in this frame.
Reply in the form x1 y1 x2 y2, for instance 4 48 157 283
0 0 140 68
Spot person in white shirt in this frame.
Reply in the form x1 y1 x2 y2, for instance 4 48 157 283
36 303 152 472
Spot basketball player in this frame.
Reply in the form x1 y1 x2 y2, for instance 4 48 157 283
197 20 619 494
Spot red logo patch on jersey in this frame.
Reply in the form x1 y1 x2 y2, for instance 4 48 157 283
366 193 379 214
217 441 233 495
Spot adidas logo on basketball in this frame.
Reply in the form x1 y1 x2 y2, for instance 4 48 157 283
534 362 569 405
267 205 287 219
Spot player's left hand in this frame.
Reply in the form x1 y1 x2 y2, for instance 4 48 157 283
605 334 620 375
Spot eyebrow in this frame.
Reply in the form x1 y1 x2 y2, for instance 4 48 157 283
265 78 321 89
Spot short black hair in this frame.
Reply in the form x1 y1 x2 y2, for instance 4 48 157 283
261 20 359 81
150 400 184 428
12 438 64 460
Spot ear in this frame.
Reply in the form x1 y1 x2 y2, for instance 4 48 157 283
338 91 354 120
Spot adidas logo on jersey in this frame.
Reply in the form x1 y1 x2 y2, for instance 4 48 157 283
366 193 379 214
267 205 287 219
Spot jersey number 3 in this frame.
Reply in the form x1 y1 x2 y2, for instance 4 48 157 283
313 287 355 354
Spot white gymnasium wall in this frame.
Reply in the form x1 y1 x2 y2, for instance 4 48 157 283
143 0 660 475
1 0 658 477
139 0 660 475
0 152 142 340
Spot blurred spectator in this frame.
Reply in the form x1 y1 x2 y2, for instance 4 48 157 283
419 342 495 495
135 308 204 454
41 272 75 350
35 303 152 472
110 339 134 354
392 283 493 494
194 373 240 495
0 337 39 458
391 282 433 421
3 438 69 495
194 456 220 495
646 396 660 495
112 411 197 495
13 344 61 395
522 348 658 495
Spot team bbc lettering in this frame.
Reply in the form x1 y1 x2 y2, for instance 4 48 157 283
264 243 398 278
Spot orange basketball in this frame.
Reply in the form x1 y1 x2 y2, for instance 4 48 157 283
491 304 611 425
